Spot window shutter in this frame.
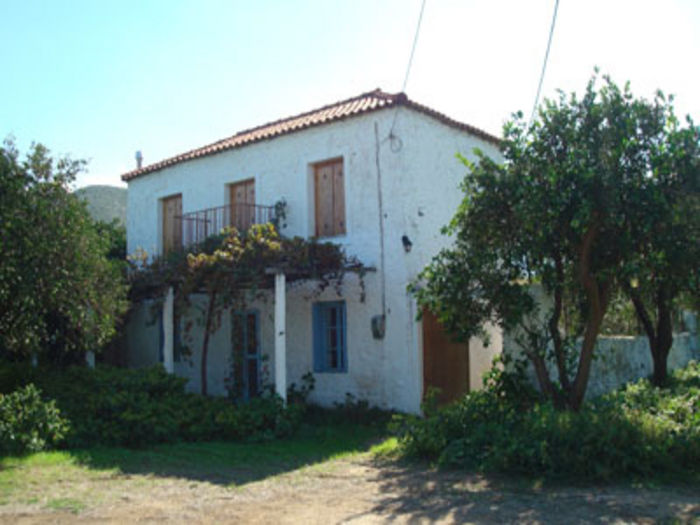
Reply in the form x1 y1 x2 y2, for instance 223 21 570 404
162 194 182 254
339 303 347 371
312 303 324 372
315 165 334 237
332 162 345 235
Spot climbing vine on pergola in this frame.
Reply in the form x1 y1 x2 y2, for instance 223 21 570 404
128 224 366 397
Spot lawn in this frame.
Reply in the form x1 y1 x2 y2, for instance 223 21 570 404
1 421 698 523
0 422 391 513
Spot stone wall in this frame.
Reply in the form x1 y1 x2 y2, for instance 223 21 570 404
503 311 698 399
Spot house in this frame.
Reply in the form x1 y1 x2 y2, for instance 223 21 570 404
122 89 503 413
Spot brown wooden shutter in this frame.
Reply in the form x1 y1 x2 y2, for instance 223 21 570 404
314 159 345 237
315 163 334 237
230 179 255 230
162 194 182 254
332 161 345 235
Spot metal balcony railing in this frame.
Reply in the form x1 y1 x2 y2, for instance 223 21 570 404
176 203 275 248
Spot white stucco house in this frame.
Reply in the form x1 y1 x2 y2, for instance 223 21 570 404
122 89 503 414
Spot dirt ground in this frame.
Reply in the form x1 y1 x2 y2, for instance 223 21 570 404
2 454 699 524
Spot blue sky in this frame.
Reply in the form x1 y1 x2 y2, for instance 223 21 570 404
2 0 699 188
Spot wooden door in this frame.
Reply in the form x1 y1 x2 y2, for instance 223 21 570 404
162 194 182 254
314 159 345 237
230 179 255 230
422 308 470 405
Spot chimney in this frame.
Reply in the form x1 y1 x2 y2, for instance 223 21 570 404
135 150 143 169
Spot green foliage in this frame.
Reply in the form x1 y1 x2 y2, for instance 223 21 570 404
0 139 128 363
129 223 363 396
395 361 700 481
0 384 68 456
413 73 700 408
0 363 306 449
93 219 127 263
286 371 316 405
305 393 394 428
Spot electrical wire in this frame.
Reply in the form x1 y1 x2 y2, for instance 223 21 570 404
529 0 560 127
390 0 427 138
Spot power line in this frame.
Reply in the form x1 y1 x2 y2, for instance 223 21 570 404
530 0 560 127
390 0 427 137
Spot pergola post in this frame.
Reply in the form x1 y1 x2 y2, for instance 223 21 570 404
274 271 287 402
162 286 175 374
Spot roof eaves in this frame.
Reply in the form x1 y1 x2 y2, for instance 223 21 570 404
121 89 499 181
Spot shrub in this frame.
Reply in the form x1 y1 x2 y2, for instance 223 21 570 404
395 361 700 481
0 384 69 455
0 362 306 449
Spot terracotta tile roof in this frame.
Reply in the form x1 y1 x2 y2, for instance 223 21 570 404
121 89 500 181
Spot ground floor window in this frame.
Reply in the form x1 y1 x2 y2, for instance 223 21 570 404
312 301 347 373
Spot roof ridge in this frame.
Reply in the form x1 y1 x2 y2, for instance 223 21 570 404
122 88 498 181
211 88 397 146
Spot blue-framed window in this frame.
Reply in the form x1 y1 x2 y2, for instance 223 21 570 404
313 301 347 373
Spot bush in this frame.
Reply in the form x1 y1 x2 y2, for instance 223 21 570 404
304 392 394 428
0 363 306 449
395 361 700 481
0 384 68 455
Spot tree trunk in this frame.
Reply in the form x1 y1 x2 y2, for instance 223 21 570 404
568 220 610 411
200 289 217 396
653 287 673 386
629 285 673 387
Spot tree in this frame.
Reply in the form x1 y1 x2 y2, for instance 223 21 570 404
0 139 128 364
414 74 699 410
621 113 700 385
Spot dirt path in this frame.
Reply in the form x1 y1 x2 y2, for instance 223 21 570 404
3 455 699 524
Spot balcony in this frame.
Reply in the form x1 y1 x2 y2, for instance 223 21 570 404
176 203 276 248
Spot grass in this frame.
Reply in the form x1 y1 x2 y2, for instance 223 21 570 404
0 421 391 513
44 497 86 513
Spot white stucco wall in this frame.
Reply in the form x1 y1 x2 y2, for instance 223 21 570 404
125 300 161 368
126 106 502 413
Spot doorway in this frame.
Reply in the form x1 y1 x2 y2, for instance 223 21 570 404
231 310 261 400
422 308 470 405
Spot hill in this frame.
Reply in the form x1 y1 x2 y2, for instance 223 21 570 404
74 185 127 225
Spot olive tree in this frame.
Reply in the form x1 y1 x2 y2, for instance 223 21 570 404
414 75 699 410
0 139 128 364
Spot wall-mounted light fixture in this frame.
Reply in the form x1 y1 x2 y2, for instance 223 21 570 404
401 235 413 253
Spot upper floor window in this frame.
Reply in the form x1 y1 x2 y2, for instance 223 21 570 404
313 158 345 237
161 193 182 255
229 179 256 231
312 301 347 373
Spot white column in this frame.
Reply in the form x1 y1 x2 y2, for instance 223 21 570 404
162 286 175 374
86 351 95 368
274 272 287 402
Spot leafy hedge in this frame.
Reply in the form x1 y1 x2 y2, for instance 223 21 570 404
395 361 700 481
0 384 69 455
0 363 304 449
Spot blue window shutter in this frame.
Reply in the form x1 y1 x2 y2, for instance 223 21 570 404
339 303 347 372
312 303 323 372
312 301 347 373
